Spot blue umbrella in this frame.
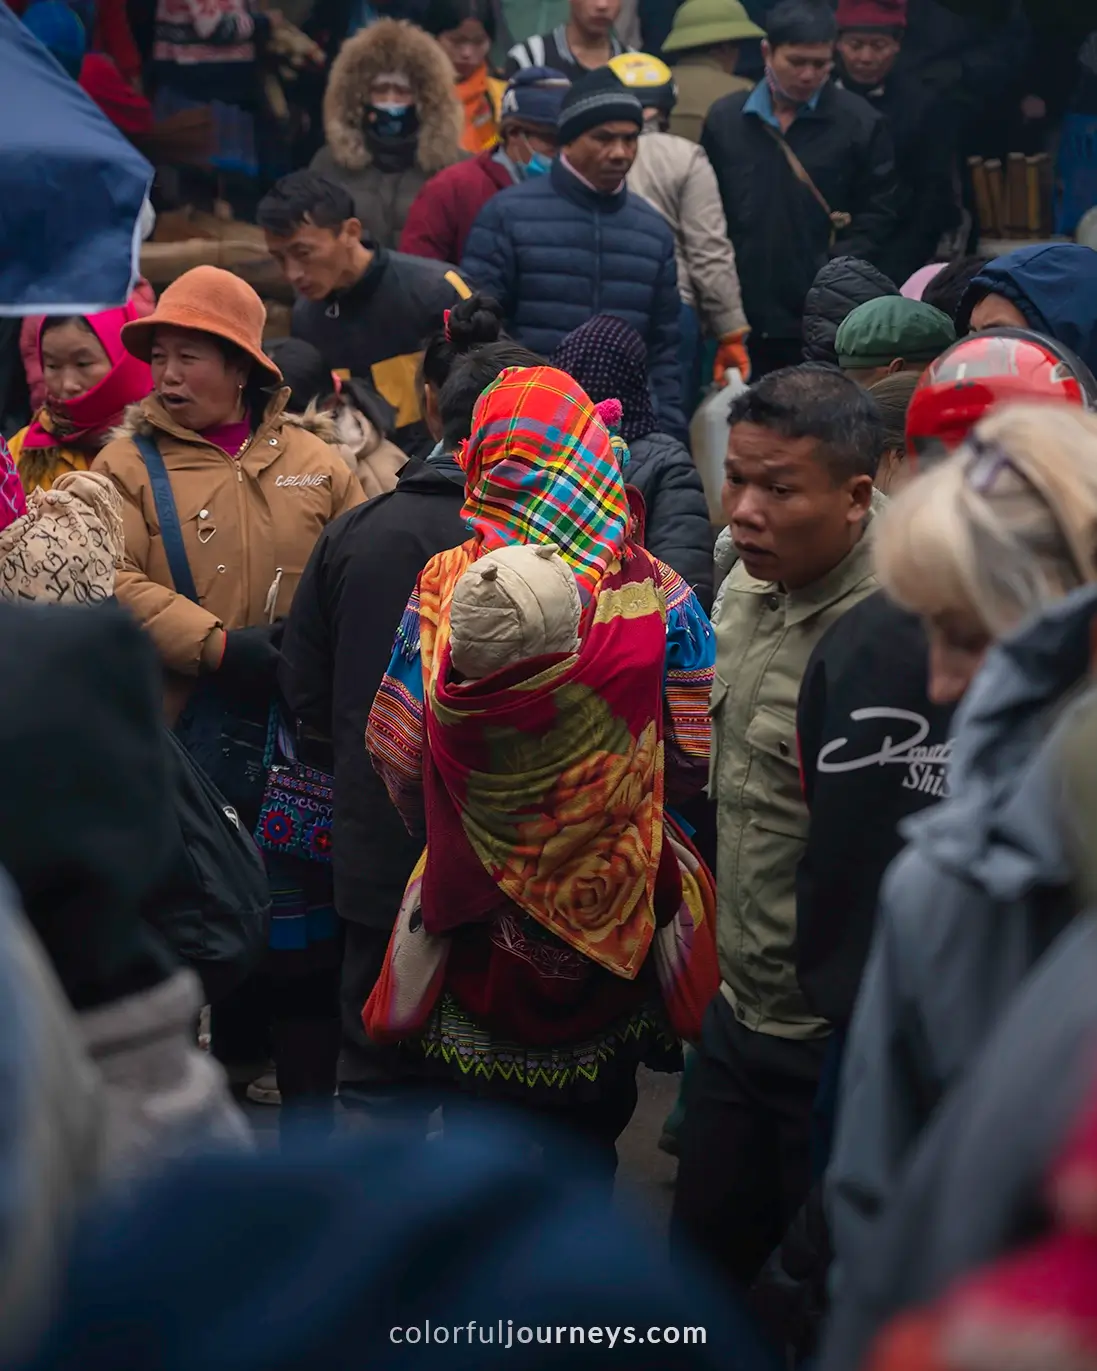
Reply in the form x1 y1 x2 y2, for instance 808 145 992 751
0 2 152 315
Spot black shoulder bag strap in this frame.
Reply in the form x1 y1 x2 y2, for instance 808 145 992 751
134 434 200 605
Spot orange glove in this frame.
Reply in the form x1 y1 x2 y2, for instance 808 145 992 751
713 329 751 387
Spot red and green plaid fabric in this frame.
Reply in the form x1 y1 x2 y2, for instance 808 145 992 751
458 366 630 604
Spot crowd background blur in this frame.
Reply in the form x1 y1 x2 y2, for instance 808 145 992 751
7 0 1097 1366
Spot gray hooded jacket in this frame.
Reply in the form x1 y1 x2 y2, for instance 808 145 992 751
825 583 1097 1355
822 910 1097 1370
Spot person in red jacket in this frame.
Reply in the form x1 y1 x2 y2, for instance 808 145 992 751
399 65 569 263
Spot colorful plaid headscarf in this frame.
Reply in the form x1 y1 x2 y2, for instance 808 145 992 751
459 365 630 603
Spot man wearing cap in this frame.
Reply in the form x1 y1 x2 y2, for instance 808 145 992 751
661 0 764 142
834 0 959 286
462 67 686 438
611 50 750 407
702 0 897 379
835 296 956 386
400 66 570 264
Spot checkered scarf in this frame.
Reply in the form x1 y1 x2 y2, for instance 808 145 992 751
459 365 630 603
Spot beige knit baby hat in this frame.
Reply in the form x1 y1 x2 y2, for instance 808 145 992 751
449 543 582 680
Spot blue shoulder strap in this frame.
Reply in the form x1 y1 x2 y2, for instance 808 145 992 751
133 434 200 605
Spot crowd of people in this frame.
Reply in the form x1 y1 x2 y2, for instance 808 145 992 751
5 0 1097 1363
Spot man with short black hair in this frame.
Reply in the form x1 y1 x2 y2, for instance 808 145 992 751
672 365 884 1288
701 0 897 377
504 0 630 79
258 170 471 456
461 67 686 437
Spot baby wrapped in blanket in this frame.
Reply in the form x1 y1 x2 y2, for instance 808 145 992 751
447 542 581 682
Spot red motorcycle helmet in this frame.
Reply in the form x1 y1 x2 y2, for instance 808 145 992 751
905 328 1097 465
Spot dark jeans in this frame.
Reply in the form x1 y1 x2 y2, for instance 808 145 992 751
748 336 805 379
671 994 828 1289
338 921 433 1122
441 1071 640 1199
210 940 342 1107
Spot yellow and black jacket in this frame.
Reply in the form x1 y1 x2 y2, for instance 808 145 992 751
291 245 471 458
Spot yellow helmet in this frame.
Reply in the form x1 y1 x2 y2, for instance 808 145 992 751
608 52 678 111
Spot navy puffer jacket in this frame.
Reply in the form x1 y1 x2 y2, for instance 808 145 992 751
627 431 714 612
461 159 686 439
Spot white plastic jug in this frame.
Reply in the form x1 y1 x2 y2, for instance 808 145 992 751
690 367 748 523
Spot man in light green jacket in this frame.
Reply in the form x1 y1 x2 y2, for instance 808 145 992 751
671 364 884 1288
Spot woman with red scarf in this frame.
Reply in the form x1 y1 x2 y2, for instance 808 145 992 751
10 301 154 494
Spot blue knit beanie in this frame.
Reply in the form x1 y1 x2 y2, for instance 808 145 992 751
500 66 571 130
22 0 86 79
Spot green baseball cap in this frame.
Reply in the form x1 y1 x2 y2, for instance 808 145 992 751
662 0 766 53
836 297 957 371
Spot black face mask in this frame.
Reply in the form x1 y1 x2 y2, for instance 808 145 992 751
365 102 419 141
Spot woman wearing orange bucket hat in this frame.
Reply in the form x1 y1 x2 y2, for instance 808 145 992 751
95 265 363 727
95 265 364 1117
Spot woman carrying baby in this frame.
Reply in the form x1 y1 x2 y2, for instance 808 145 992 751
365 364 718 1182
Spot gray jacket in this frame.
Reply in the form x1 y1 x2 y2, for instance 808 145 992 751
822 911 1097 1370
825 584 1097 1359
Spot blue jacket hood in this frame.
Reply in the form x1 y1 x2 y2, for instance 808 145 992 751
956 244 1097 376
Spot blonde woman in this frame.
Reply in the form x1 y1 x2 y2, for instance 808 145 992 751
825 402 1097 1370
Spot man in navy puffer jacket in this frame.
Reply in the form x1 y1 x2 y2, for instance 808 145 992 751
462 68 687 440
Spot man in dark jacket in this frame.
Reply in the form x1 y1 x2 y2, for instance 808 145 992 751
796 594 954 1032
258 170 473 458
400 67 570 264
834 0 959 285
702 0 897 377
801 254 898 366
461 67 687 439
279 336 543 1117
279 453 467 1115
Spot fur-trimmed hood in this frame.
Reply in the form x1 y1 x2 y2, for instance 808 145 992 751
112 393 340 447
322 19 464 176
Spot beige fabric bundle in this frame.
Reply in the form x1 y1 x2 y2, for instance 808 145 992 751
449 544 581 681
0 472 124 605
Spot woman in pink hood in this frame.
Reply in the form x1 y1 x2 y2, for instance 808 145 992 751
13 291 155 494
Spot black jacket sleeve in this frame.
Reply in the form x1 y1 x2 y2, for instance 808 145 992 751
629 435 715 612
279 524 335 739
836 114 898 265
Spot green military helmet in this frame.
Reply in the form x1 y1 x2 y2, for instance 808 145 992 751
662 0 766 54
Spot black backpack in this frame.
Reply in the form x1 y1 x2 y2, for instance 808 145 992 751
142 730 271 1004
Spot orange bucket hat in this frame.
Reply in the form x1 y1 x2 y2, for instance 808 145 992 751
121 266 283 383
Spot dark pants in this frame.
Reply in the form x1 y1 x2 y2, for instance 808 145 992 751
338 921 433 1123
748 337 804 379
210 943 342 1109
672 994 828 1288
441 1071 639 1199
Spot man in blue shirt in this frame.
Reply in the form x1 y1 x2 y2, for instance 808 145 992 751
701 0 898 377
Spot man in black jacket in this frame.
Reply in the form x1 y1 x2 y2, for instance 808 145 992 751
279 453 467 1116
834 0 959 286
279 336 541 1118
701 0 897 377
258 171 473 458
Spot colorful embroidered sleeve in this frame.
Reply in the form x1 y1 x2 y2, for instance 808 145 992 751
658 560 715 801
365 589 427 833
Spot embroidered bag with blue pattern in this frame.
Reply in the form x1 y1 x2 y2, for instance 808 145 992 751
254 712 334 864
